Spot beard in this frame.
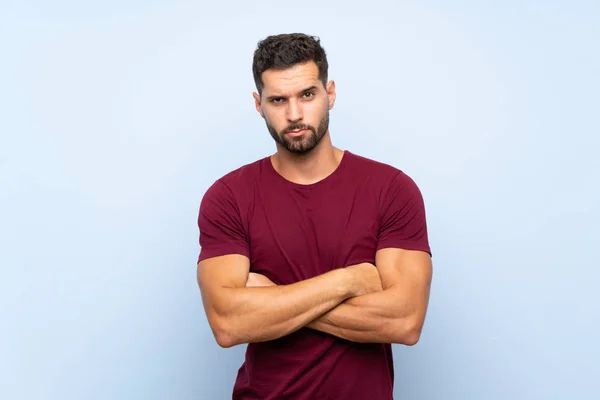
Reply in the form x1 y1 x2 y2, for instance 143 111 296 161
266 112 329 154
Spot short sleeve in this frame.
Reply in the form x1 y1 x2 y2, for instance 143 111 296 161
377 172 431 256
197 179 249 262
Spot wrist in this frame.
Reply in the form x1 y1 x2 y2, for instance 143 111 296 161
335 267 359 298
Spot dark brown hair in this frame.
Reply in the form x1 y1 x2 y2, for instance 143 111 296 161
252 33 329 94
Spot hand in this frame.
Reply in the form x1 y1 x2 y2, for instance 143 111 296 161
246 272 276 288
346 262 383 296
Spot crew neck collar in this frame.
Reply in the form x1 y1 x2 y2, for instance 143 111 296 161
264 150 352 190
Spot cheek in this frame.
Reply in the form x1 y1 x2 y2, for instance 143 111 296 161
264 109 285 129
307 100 328 120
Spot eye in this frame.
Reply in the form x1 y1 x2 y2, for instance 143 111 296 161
271 98 285 104
303 91 315 99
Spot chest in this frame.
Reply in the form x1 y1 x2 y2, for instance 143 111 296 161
244 185 381 284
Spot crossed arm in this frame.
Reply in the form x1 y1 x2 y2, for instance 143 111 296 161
308 249 431 344
197 248 432 347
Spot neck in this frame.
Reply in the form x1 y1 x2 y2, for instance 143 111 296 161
271 132 344 185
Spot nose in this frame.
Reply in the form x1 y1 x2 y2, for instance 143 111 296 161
286 99 303 122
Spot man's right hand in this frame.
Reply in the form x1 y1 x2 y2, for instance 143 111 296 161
346 262 383 296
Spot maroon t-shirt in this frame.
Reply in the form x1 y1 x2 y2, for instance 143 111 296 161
197 150 430 400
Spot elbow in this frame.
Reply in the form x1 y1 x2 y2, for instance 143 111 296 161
214 331 237 348
209 316 240 348
401 329 422 346
392 317 424 346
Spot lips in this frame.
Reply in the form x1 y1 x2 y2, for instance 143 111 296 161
287 129 307 137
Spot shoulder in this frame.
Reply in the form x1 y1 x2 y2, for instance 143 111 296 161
202 157 266 202
346 151 418 189
216 157 265 190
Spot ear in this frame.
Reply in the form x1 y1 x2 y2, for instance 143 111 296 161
253 92 264 118
326 80 336 110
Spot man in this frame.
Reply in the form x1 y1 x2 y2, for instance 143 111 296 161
196 33 432 400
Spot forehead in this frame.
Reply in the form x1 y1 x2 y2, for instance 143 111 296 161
261 61 322 95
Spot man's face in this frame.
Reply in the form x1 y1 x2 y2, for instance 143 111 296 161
253 61 336 154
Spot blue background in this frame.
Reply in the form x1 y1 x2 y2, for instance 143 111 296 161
1 1 599 399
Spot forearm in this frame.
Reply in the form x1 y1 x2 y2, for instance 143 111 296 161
209 268 355 347
307 286 421 345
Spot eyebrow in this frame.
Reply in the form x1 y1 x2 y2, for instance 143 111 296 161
265 85 319 101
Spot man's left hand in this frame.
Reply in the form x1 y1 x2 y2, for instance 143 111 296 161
246 272 276 287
